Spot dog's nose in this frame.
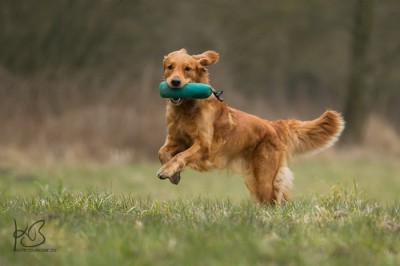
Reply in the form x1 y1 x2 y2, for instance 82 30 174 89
171 78 181 87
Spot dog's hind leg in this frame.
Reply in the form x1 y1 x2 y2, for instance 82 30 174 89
273 164 294 204
247 140 284 204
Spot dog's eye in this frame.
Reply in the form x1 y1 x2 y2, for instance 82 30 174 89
167 65 173 70
184 66 192 71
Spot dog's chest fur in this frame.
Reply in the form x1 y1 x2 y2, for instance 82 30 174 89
166 99 207 145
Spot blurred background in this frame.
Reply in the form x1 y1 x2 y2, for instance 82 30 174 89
0 0 399 164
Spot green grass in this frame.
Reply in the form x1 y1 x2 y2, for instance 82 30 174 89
0 156 399 265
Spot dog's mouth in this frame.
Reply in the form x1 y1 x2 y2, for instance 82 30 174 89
170 98 182 105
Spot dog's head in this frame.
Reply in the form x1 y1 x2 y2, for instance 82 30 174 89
163 48 219 89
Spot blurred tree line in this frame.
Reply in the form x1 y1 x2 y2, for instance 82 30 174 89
0 0 399 160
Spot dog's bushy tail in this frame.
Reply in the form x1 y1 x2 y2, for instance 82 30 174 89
278 111 345 156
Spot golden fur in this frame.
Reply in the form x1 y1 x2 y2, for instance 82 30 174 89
158 49 345 204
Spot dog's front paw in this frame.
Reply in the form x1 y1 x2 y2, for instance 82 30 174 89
157 165 181 185
169 172 181 185
157 166 171 180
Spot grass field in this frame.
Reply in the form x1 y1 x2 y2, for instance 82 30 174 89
0 154 399 265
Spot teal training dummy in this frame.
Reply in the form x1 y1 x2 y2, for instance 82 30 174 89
159 81 224 101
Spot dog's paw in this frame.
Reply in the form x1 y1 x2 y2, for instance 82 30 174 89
157 166 172 179
157 165 181 185
169 172 181 185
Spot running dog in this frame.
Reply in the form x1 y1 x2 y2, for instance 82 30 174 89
157 48 344 204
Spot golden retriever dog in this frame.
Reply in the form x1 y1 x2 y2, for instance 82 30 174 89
158 48 344 204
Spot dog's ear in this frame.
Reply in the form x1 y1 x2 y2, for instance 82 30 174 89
193 51 219 66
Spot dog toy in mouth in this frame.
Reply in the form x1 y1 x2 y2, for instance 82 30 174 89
159 81 224 102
